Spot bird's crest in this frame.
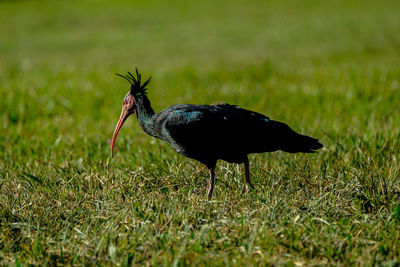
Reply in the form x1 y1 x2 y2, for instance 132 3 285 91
116 67 152 95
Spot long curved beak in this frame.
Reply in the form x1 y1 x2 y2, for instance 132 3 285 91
111 109 130 157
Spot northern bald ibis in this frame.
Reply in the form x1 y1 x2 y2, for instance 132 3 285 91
111 69 323 199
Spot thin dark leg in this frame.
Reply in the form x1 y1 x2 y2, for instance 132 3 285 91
207 167 216 200
244 158 255 192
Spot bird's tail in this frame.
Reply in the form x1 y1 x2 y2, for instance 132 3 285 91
266 120 323 153
281 133 323 153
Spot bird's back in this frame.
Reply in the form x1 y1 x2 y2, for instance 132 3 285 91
152 103 322 165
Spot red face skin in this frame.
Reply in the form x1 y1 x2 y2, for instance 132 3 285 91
111 93 136 157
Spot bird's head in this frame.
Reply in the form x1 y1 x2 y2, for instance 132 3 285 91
111 68 151 157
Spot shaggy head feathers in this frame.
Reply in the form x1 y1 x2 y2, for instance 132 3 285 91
116 68 152 96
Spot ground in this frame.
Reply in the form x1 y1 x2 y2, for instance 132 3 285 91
1 0 400 265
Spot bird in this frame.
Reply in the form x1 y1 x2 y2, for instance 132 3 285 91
111 68 323 199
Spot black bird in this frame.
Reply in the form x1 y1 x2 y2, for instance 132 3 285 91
111 69 323 199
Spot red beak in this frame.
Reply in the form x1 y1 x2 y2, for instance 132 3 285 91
111 109 130 157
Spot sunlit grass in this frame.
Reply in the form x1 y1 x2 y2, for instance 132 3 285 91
1 0 400 265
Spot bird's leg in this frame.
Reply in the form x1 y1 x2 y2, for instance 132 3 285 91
207 166 216 200
244 159 255 192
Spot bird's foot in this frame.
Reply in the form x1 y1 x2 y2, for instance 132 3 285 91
207 190 214 200
245 183 255 193
207 185 214 200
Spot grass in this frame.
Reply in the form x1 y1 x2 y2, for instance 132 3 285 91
1 0 400 265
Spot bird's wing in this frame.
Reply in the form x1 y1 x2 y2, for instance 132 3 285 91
160 104 271 155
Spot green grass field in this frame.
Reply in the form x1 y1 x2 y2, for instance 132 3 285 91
1 0 400 265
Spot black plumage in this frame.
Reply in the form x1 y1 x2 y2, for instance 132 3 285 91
111 69 323 199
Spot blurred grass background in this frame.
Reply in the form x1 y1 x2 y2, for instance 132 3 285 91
1 0 400 265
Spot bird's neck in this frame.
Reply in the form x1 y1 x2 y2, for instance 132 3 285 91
134 93 158 137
